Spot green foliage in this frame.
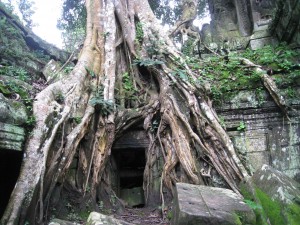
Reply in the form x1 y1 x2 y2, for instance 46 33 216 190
110 194 117 206
18 0 35 28
73 117 82 124
241 186 300 225
54 91 64 104
241 44 299 72
255 188 285 225
98 201 104 210
66 212 81 221
0 2 15 13
148 0 208 26
0 80 11 95
122 72 135 93
145 36 165 57
24 97 35 128
200 56 261 105
0 65 29 81
150 119 159 133
78 210 90 221
0 65 35 129
200 44 300 105
255 87 264 106
25 115 36 127
63 65 74 74
237 121 246 131
0 79 28 99
135 22 144 43
0 15 29 62
171 68 188 81
166 210 173 220
182 37 197 57
210 85 223 105
33 50 51 61
286 87 296 98
244 199 262 210
133 58 164 67
85 67 96 78
58 0 86 50
285 203 300 225
0 1 35 28
90 87 114 116
0 7 49 75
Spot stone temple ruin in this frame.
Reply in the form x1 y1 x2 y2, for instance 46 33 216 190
0 0 300 224
201 0 300 51
199 0 300 182
111 128 149 207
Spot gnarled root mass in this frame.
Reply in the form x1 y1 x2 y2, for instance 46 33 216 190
2 0 249 224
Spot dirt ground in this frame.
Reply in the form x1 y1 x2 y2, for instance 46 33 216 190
113 207 171 225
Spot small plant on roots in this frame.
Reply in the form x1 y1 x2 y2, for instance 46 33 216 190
90 87 115 116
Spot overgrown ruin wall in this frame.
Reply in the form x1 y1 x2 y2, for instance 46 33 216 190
203 0 300 50
217 88 300 182
203 0 300 182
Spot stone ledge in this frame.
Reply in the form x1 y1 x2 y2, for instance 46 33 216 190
0 122 25 151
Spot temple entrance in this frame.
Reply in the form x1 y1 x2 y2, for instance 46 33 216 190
111 129 148 207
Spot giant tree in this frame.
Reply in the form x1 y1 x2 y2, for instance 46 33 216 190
2 0 251 224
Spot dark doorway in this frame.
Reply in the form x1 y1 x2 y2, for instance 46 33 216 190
111 129 148 207
112 147 146 207
113 148 145 189
0 149 23 217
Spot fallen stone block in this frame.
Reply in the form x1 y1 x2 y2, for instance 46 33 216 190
172 183 255 225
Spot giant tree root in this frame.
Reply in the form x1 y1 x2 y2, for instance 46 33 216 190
239 57 290 119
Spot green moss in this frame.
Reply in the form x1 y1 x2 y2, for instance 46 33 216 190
240 183 277 225
285 203 300 225
232 213 242 225
255 188 284 225
79 210 91 220
198 44 300 105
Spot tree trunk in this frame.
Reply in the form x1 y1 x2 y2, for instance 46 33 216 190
1 0 249 224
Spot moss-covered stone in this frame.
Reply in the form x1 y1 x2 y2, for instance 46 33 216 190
0 122 25 151
240 165 300 225
0 93 28 125
255 188 285 225
120 186 145 207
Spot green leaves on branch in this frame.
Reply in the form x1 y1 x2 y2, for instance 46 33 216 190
122 72 135 93
171 69 188 81
89 87 114 116
85 67 96 78
135 22 144 43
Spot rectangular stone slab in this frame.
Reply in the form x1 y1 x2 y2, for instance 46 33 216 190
172 183 255 225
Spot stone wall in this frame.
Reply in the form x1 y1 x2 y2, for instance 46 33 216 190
217 87 300 182
0 3 69 153
203 0 300 51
